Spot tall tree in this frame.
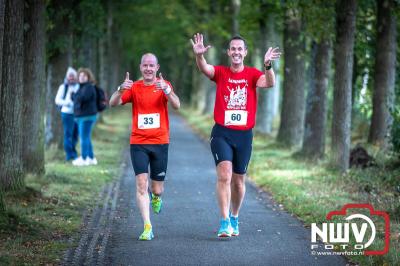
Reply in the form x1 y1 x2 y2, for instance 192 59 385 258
45 0 74 148
22 0 46 174
231 0 241 35
277 6 305 147
0 0 25 206
202 1 219 115
255 2 281 134
331 0 357 171
300 0 335 159
0 0 5 212
301 40 331 158
368 0 397 147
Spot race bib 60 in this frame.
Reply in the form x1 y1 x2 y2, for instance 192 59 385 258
224 110 247 126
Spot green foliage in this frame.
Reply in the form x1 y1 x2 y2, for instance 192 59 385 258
352 0 377 122
46 1 76 59
301 0 336 42
76 0 106 38
391 106 400 154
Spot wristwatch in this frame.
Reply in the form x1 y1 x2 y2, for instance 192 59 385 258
265 62 272 70
117 85 122 92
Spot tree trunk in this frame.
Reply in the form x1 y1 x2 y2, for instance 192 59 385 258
203 39 218 115
0 0 5 212
0 0 25 192
256 10 280 134
331 0 357 171
45 0 74 148
22 0 46 174
368 0 397 147
105 0 113 94
231 0 240 35
191 66 206 111
45 55 69 148
301 39 331 159
109 20 121 91
98 37 107 89
277 8 305 147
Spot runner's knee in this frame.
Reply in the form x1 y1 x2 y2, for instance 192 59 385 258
151 181 164 195
232 173 245 185
136 174 148 195
217 162 232 183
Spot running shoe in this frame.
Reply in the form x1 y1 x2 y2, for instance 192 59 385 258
151 193 162 214
139 223 154 240
230 214 239 236
217 218 233 237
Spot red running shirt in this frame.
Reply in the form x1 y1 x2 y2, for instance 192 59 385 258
211 65 263 130
121 80 171 144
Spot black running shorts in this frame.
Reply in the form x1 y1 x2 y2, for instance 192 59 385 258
210 124 253 175
130 144 169 181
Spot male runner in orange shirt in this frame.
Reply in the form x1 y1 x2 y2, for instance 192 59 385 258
109 53 180 240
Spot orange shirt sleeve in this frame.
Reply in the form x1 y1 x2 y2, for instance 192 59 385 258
121 86 133 105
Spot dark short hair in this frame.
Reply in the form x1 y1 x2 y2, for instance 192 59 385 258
228 35 247 49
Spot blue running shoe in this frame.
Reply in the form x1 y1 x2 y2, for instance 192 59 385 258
230 214 239 236
217 218 233 237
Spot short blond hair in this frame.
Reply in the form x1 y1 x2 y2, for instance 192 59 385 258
78 67 96 84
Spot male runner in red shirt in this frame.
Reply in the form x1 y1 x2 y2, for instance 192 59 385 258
109 53 180 240
191 33 281 237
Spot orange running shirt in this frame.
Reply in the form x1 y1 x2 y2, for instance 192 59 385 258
121 80 171 144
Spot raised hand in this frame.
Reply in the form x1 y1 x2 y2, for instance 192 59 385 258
190 33 212 56
156 73 171 95
264 47 281 66
121 72 133 90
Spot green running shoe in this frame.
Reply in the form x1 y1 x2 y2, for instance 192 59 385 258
151 193 163 214
139 223 154 240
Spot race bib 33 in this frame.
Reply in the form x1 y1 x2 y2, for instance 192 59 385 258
138 113 160 129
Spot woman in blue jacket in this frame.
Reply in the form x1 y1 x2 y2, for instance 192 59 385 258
72 68 98 166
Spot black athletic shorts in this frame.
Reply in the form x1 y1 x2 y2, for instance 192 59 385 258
130 144 169 181
210 124 253 175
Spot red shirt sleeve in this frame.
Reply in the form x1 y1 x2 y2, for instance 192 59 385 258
252 67 264 85
211 65 222 82
121 86 133 105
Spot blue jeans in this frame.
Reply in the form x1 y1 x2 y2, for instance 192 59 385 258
61 113 78 160
76 115 97 159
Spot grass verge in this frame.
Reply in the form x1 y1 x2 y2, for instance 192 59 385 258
179 107 400 266
0 107 131 265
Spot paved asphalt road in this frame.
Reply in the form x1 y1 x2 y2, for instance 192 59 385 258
64 112 347 266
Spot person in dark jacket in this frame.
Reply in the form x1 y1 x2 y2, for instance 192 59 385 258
71 68 98 166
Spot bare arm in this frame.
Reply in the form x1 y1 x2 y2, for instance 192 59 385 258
109 90 124 106
256 47 281 88
191 33 214 79
109 72 133 107
156 73 180 110
256 68 276 88
166 91 180 110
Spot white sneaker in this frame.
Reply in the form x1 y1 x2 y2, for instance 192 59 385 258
72 156 87 166
88 157 98 165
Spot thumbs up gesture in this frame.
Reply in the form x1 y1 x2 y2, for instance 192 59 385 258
120 72 133 91
156 73 171 95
